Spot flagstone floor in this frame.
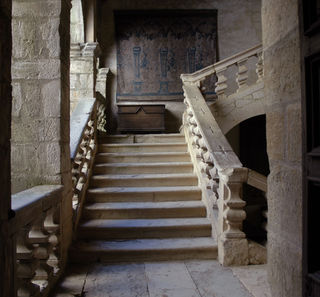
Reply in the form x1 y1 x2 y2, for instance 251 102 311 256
51 260 271 297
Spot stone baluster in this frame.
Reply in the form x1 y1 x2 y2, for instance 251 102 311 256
256 51 264 82
96 101 106 132
236 59 248 90
202 149 219 198
16 227 40 297
44 206 60 274
217 167 249 266
29 215 53 291
215 67 228 99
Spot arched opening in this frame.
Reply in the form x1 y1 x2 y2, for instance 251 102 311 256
227 114 269 245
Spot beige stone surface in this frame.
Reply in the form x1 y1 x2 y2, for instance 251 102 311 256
248 241 267 265
262 0 303 296
53 260 256 297
232 265 271 297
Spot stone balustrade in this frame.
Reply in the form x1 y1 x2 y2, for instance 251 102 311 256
11 186 63 297
96 67 110 132
182 83 249 265
181 45 266 265
181 44 263 98
70 98 98 230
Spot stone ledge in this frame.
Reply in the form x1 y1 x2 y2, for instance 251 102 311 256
11 185 63 232
70 98 96 159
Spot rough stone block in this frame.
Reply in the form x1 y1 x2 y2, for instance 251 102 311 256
263 28 301 107
11 82 22 117
218 237 249 266
70 59 93 73
80 74 94 89
12 119 45 143
46 142 61 175
12 1 61 17
286 103 302 162
268 233 302 297
266 109 285 161
262 0 299 48
248 241 267 264
12 60 61 80
267 164 302 244
43 80 61 117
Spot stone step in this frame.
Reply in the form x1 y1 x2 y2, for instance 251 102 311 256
99 133 185 144
86 186 202 202
90 173 198 188
77 218 212 239
93 162 194 175
98 143 188 153
82 201 206 219
69 237 217 263
95 152 191 163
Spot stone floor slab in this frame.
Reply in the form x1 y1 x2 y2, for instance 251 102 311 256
145 262 201 297
231 265 271 297
50 264 89 296
185 260 254 297
83 263 149 297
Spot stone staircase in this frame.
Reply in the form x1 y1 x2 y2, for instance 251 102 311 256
70 133 217 263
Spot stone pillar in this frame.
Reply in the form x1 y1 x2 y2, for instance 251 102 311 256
262 0 303 296
217 168 249 266
70 42 100 112
70 0 85 44
11 0 73 264
83 0 96 42
0 0 14 295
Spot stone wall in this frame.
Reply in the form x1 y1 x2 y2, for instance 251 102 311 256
70 43 98 112
97 0 262 133
262 0 303 296
0 0 14 295
11 0 73 264
11 0 70 192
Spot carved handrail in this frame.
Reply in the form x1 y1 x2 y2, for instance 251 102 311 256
96 67 110 132
182 50 268 264
246 169 267 193
182 82 248 265
181 44 263 95
70 98 98 230
11 185 63 297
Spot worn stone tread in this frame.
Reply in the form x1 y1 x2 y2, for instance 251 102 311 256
84 201 205 210
69 238 217 262
90 173 198 187
86 186 202 202
78 218 212 239
79 218 211 229
93 162 193 174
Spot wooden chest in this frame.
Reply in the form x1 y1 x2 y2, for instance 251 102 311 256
117 104 165 133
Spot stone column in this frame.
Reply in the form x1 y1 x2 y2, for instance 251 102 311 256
70 42 100 112
11 0 73 264
83 0 96 42
262 0 303 296
0 1 14 296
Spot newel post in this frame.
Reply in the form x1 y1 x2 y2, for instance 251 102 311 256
217 167 249 266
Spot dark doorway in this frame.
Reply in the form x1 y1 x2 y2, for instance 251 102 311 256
227 115 269 244
301 0 320 295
